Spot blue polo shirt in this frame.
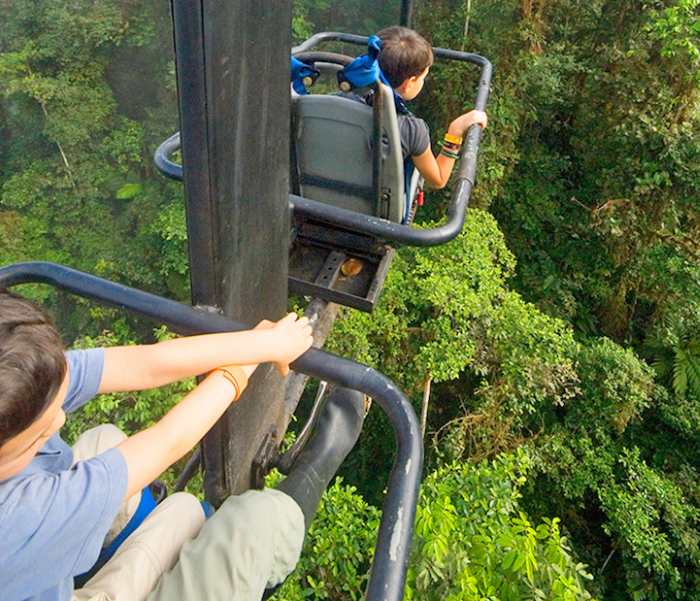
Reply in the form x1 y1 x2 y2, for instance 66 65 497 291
0 349 130 601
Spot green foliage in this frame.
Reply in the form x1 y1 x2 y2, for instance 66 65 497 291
276 479 381 601
116 183 143 199
329 210 579 473
408 453 594 601
532 433 700 600
646 309 700 397
646 0 700 87
292 0 329 43
572 338 657 436
416 0 700 352
296 0 401 36
328 209 575 394
277 454 594 601
402 4 700 594
523 338 700 600
0 0 187 305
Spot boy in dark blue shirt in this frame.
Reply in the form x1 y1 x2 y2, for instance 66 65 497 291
376 26 488 189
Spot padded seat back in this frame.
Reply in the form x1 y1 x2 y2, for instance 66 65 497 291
292 82 405 223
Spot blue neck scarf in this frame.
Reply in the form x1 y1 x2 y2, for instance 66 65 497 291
340 36 410 115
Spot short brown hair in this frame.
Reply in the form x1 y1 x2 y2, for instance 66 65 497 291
377 26 434 89
0 289 66 447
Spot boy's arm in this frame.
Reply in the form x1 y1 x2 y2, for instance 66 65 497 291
115 316 313 500
412 110 488 189
116 363 257 500
98 313 312 393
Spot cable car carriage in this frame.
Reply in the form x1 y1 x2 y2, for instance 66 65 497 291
141 27 491 601
156 32 492 313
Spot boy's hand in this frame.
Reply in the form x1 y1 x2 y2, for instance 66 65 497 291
262 313 313 376
254 319 275 331
448 109 488 138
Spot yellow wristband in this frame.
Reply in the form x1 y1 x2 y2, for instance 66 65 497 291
209 365 248 401
444 133 463 145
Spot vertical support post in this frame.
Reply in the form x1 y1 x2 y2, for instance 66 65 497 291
400 0 414 28
171 0 292 503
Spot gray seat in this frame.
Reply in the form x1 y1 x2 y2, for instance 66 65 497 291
292 82 406 224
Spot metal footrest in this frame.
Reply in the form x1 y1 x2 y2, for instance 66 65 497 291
289 219 394 312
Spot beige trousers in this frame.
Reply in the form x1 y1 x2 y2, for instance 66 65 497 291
69 425 305 601
72 492 205 601
147 489 305 601
70 425 206 601
70 424 142 546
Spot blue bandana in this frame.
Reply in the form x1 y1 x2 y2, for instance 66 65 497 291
291 56 318 95
340 36 410 114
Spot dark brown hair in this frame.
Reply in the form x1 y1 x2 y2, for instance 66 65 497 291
377 26 434 89
0 289 66 448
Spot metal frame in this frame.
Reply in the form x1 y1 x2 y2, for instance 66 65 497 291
155 33 492 249
0 261 422 601
400 0 414 28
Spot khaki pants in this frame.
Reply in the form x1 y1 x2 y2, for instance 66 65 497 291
70 424 143 546
70 425 305 601
147 489 305 601
73 492 206 601
71 425 206 601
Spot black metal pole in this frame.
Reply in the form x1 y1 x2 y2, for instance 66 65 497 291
170 0 293 502
170 0 217 307
400 0 414 28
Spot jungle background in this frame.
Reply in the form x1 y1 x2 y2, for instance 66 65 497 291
2 0 700 599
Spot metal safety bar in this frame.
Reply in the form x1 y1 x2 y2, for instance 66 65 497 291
400 0 414 29
155 32 492 248
0 261 422 601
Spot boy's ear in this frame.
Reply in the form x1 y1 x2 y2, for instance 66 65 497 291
396 77 414 99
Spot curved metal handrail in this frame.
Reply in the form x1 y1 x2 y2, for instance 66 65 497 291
0 261 422 601
153 132 183 181
155 32 492 248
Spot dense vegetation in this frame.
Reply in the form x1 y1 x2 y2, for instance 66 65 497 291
2 1 700 599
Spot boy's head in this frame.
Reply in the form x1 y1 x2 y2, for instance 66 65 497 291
0 290 67 477
377 26 434 91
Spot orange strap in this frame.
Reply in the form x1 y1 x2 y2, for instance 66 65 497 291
208 365 248 401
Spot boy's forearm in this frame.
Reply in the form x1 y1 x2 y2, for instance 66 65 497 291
433 152 459 188
100 325 299 393
413 147 453 189
116 371 246 499
100 333 256 392
414 112 487 189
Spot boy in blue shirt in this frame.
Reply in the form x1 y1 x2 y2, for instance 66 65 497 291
0 289 364 601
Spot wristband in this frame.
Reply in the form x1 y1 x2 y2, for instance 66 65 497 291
442 142 461 153
440 135 462 160
439 144 460 160
209 365 248 401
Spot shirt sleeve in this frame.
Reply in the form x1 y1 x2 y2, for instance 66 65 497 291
63 348 105 414
0 448 128 600
399 114 431 160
